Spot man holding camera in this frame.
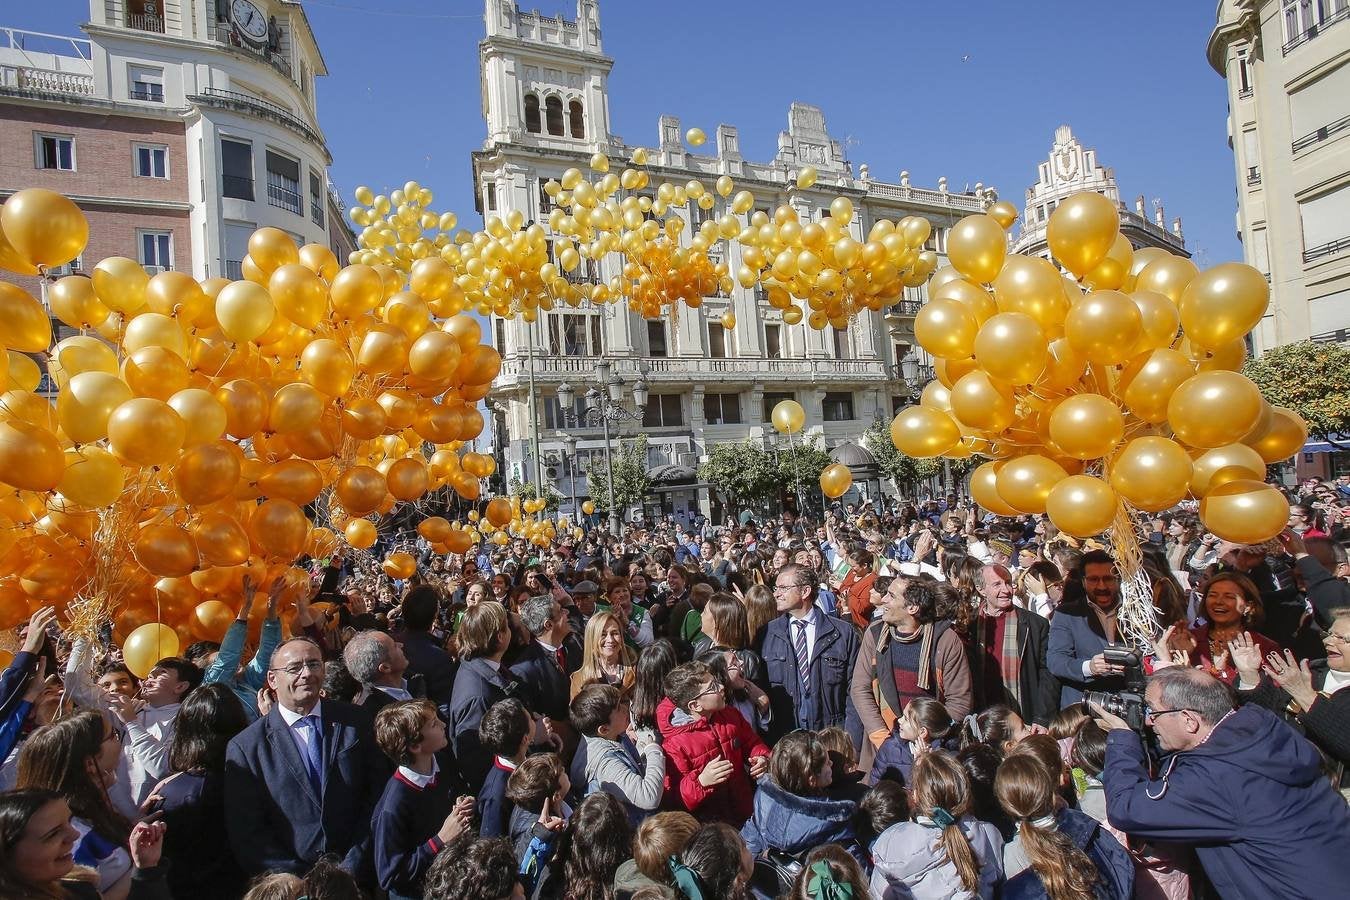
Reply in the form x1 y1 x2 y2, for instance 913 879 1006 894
1093 666 1350 899
1047 549 1131 707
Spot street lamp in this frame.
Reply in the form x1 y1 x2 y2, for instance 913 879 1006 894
555 361 646 535
562 433 579 523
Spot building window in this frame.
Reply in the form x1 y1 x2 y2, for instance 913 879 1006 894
762 391 794 423
590 315 603 356
545 96 564 136
1299 183 1350 262
1236 48 1253 95
544 394 585 430
133 144 168 178
823 392 855 422
548 313 598 356
128 64 164 102
764 323 781 358
221 139 253 200
309 170 325 228
139 230 172 272
569 99 585 138
832 326 851 360
704 393 742 425
708 322 728 358
539 179 554 214
485 183 497 211
524 93 541 134
494 317 507 353
647 320 668 357
642 394 685 428
35 133 74 171
265 150 302 215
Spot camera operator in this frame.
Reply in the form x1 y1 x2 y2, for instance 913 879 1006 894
1092 667 1350 900
1047 549 1129 708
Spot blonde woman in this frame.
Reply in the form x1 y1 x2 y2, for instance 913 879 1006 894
569 610 636 699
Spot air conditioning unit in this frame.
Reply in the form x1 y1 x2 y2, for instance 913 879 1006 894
143 265 166 275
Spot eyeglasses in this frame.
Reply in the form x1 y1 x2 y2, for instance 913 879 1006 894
1315 627 1350 645
269 660 324 676
695 680 723 698
773 582 809 593
103 728 122 745
1143 704 1196 724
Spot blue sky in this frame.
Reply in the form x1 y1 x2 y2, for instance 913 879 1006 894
14 1 1239 265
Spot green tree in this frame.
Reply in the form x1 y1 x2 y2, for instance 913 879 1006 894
507 477 562 514
776 436 831 509
863 419 940 496
1244 340 1350 444
584 433 651 518
698 441 778 518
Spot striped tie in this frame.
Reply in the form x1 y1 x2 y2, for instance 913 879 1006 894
793 619 810 692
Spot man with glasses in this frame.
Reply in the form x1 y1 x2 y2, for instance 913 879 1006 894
1093 666 1350 899
760 563 860 743
225 637 386 879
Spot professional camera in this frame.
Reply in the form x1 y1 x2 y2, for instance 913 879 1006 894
1084 689 1147 731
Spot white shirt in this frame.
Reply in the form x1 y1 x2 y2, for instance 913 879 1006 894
124 701 180 809
396 758 440 789
1325 667 1350 695
788 606 822 662
278 700 324 764
376 682 413 702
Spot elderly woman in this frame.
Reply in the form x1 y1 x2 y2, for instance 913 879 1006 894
569 610 636 699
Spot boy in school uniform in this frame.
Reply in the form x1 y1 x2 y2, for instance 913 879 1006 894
475 697 533 838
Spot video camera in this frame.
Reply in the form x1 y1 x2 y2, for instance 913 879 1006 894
1084 642 1147 732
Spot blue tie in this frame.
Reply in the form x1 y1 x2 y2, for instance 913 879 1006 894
300 715 323 796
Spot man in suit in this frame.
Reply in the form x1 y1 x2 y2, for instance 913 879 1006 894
449 601 521 794
343 630 422 715
394 585 456 715
761 563 860 743
224 637 386 878
968 564 1060 727
510 595 573 724
1048 549 1131 707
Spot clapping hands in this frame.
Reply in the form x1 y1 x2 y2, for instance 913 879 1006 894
1264 649 1318 711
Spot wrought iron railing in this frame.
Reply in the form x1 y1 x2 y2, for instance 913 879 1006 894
224 259 244 280
1304 235 1350 264
127 13 164 33
130 84 162 102
1283 6 1350 54
267 181 302 215
1246 166 1261 185
188 87 324 148
1292 114 1350 153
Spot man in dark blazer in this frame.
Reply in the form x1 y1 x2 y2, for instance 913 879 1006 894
760 563 861 743
968 564 1060 726
509 595 573 724
449 601 522 794
1048 549 1131 708
343 629 425 717
394 585 456 715
224 637 386 879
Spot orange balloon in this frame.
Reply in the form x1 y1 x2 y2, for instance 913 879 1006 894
452 469 481 500
386 458 430 501
444 529 474 555
299 339 355 397
108 398 186 466
457 345 503 386
417 516 453 543
1046 191 1119 278
259 459 324 505
485 497 514 527
192 512 252 567
268 382 325 435
1117 348 1195 424
188 599 236 642
335 466 386 516
175 442 241 506
345 518 378 549
134 524 199 578
250 499 309 561
382 550 417 580
341 397 388 440
914 298 979 360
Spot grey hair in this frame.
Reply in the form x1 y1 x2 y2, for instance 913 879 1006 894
1147 666 1234 726
519 595 559 637
342 630 389 684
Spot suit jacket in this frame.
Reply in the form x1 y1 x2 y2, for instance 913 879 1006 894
395 630 457 713
966 607 1061 727
509 641 571 722
1047 599 1127 707
761 612 860 740
449 657 519 794
224 701 386 878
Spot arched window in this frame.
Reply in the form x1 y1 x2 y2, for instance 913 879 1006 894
524 93 541 134
545 95 564 136
569 99 585 138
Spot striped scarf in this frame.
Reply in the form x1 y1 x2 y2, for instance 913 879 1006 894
978 612 1022 712
873 622 937 728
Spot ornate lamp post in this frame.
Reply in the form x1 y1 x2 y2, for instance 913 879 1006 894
556 359 647 535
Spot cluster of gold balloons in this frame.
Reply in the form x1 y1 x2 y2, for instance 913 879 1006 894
343 153 935 330
0 188 519 670
890 191 1306 545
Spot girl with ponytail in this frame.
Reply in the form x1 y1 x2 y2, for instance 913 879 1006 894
869 751 1004 899
994 753 1133 900
869 697 954 787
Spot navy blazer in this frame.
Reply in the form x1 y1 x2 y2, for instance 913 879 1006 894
448 657 519 794
761 611 860 739
509 641 571 722
1046 600 1128 707
396 630 457 713
223 700 386 878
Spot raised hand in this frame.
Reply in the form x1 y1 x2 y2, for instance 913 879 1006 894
266 576 286 617
1228 632 1263 682
1151 624 1180 670
21 606 56 654
438 795 475 843
748 755 769 779
1264 649 1318 711
536 795 565 832
129 819 167 869
108 692 145 725
22 658 48 702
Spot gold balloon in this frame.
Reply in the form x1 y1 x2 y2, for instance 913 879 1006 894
341 397 388 440
948 370 1016 434
771 399 806 435
268 382 325 434
58 446 124 508
335 466 386 516
408 331 463 381
48 275 110 329
49 335 118 388
1114 350 1188 425
331 264 384 317
269 263 328 329
0 420 64 492
1083 234 1134 292
1065 291 1142 365
189 600 236 643
1046 191 1119 278
1037 339 1087 392
1122 247 1170 292
996 455 1068 514
932 278 998 324
123 346 190 400
248 227 300 274
934 356 979 389
485 498 513 527
57 371 133 444
987 200 1019 230
1243 406 1308 463
685 127 706 146
259 459 324 505
581 500 596 516
919 380 952 412
345 518 378 550
382 551 417 580
146 271 210 325
1193 337 1248 372
1199 479 1289 545
175 442 240 506
250 498 309 561
1134 255 1198 304
946 214 1006 284
386 457 430 501
820 463 853 499
1109 436 1193 512
1190 443 1267 497
992 255 1067 328
914 297 979 359
1130 290 1180 353
299 339 356 397
358 324 410 375
0 188 88 268
91 257 150 314
0 284 53 352
1177 262 1268 350
795 166 818 189
1046 475 1118 537
215 281 276 343
1047 394 1125 460
193 513 251 567
1167 371 1264 449
122 624 180 679
122 312 187 360
167 388 228 447
971 461 1019 516
134 524 198 578
107 398 186 466
889 406 962 458
973 312 1047 384
216 379 268 439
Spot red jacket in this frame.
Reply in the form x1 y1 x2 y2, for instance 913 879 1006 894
656 697 769 826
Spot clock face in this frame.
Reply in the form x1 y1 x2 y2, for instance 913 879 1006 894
232 0 269 40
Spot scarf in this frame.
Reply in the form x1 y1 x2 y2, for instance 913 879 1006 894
976 611 1022 712
878 622 936 692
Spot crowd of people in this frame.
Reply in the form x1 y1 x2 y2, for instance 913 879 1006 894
2 474 1350 900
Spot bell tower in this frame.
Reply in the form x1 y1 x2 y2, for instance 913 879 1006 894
479 0 614 149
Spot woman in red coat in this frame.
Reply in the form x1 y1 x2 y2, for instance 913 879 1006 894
835 547 878 630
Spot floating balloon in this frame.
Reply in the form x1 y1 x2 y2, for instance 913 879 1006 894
1046 476 1119 538
890 406 962 458
0 188 88 268
819 463 853 499
1047 394 1124 460
771 400 806 435
1109 437 1193 512
1200 480 1290 545
1167 371 1264 449
122 623 180 679
1177 262 1269 350
1046 191 1119 278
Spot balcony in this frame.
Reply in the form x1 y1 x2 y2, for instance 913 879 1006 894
206 21 292 80
222 174 254 201
495 354 891 387
311 199 325 228
887 299 924 317
130 84 163 102
127 13 164 34
1246 165 1261 186
1292 114 1350 153
224 259 243 280
1283 5 1350 54
267 180 302 215
1304 235 1350 264
187 87 325 148
2 65 94 96
1237 86 1253 100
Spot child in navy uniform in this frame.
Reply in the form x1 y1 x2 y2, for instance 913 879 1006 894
475 698 532 838
869 697 954 787
372 700 475 900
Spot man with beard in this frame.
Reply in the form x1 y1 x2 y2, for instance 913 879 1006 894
1047 549 1130 708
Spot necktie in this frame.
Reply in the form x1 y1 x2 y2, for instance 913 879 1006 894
793 619 810 692
554 646 567 673
300 715 324 796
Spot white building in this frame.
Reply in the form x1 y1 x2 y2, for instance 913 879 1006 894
472 0 996 523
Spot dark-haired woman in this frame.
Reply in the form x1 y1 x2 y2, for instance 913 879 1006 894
143 683 250 900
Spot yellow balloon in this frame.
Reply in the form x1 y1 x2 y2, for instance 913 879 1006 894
1065 290 1142 365
1118 348 1195 423
107 398 186 466
971 461 1019 516
914 297 979 360
1193 337 1248 372
57 371 133 444
1109 436 1193 512
986 200 1019 230
299 339 356 397
771 400 806 435
1046 191 1119 278
685 127 707 146
992 255 1068 329
1048 394 1125 460
946 214 1006 284
121 312 187 359
215 281 276 343
0 188 88 268
829 197 854 225
0 419 66 491
795 166 818 189
58 446 124 508
48 275 110 329
1122 247 1171 292
820 463 853 499
720 310 736 330
996 455 1068 514
299 243 340 281
889 406 962 458
1177 262 1268 351
123 346 190 400
932 278 997 324
0 284 53 352
49 335 118 388
268 382 326 434
1130 290 1180 353
1190 443 1267 497
167 388 228 447
949 370 1016 434
1046 475 1118 537
934 356 979 389
1243 406 1308 463
1167 371 1264 449
91 257 150 314
1200 480 1289 545
6 351 41 392
1134 255 1198 304
122 624 180 679
269 263 328 329
1037 339 1087 392
248 227 300 274
919 381 952 412
973 312 1047 384
1083 234 1134 292
331 264 384 317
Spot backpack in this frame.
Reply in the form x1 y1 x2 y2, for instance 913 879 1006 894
749 847 806 900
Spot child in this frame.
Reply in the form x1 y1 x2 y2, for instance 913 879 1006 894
504 752 570 894
657 661 770 826
870 697 953 787
817 726 867 803
958 704 1031 757
475 698 532 838
372 700 475 900
855 780 909 874
615 811 699 898
741 730 860 863
789 844 871 900
569 684 665 823
670 822 755 900
869 750 1003 900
